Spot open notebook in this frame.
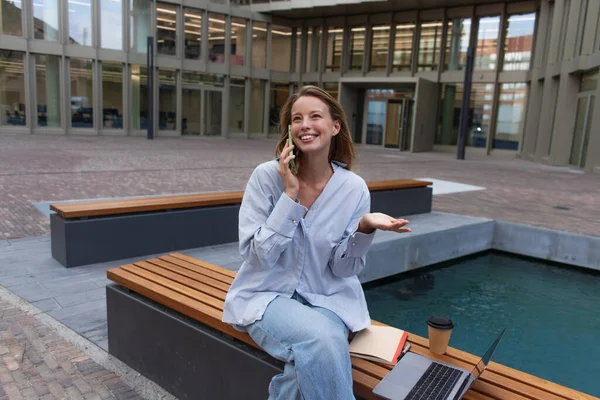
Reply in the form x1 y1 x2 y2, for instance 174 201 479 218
349 325 408 365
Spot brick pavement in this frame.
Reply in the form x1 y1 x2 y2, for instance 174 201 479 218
0 134 598 239
0 296 145 400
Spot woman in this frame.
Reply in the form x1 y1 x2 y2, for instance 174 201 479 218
222 86 411 399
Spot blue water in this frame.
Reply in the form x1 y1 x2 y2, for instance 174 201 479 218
364 252 600 397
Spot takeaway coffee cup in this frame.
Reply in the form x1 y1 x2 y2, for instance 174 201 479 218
427 316 454 355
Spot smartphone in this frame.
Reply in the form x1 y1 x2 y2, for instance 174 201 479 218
288 125 298 174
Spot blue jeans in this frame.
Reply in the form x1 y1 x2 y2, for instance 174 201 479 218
246 293 355 400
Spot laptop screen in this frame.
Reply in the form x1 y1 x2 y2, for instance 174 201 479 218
470 328 507 378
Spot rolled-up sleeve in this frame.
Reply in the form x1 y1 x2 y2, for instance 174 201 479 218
238 168 306 270
328 185 375 278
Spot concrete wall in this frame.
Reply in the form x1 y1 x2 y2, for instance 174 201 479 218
411 79 439 152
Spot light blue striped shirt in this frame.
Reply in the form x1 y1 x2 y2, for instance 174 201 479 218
222 160 375 332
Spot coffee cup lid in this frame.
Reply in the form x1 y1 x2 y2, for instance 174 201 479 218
427 316 454 330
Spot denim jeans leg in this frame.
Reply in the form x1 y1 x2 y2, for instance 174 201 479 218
246 296 355 400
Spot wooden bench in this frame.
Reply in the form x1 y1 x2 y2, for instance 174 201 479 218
50 179 432 267
106 253 597 400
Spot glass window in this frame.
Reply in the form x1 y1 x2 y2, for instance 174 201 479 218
349 27 365 71
325 27 343 72
181 87 201 135
68 0 92 46
494 83 527 150
475 16 500 70
231 17 247 66
208 12 225 63
181 71 224 87
370 25 390 72
392 23 414 72
580 68 599 92
158 69 177 130
324 82 338 100
436 83 463 145
70 58 94 128
101 0 123 49
102 62 123 129
252 21 267 68
184 8 202 60
0 51 26 126
294 29 302 72
1 0 23 36
33 0 59 41
130 0 150 53
229 77 245 133
250 79 265 133
272 24 292 72
157 3 177 56
130 65 148 129
503 13 535 71
35 54 61 127
269 82 288 133
469 83 494 147
445 18 471 71
418 21 442 71
305 27 322 73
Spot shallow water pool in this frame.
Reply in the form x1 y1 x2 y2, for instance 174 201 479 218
364 251 600 397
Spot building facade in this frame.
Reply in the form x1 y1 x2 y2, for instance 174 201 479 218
0 0 598 173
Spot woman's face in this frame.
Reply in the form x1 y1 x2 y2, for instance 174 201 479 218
290 95 340 158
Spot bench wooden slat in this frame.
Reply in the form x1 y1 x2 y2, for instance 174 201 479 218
132 261 227 302
121 265 225 311
157 255 234 285
144 258 232 293
107 255 598 400
51 179 432 219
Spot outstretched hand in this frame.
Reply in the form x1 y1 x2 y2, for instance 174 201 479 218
357 213 412 234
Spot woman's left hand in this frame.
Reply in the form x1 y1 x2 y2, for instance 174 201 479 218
357 213 412 234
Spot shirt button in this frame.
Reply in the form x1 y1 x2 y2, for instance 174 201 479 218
292 220 297 224
352 242 356 246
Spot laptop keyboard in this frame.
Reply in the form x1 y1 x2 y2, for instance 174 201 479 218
405 362 463 400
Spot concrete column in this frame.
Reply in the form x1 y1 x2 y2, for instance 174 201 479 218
581 0 599 56
263 80 270 135
546 0 565 64
440 85 457 145
548 73 580 165
562 0 582 61
534 77 558 160
222 76 230 137
520 79 543 158
131 65 141 129
584 87 599 173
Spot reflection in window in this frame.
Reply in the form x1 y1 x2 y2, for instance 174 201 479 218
294 29 303 72
326 27 343 72
580 67 599 92
0 51 26 126
494 83 527 150
252 21 267 68
159 69 177 130
393 23 414 72
250 79 265 133
184 8 202 60
475 16 500 70
70 58 94 128
269 82 288 133
68 0 92 45
102 62 123 129
349 27 365 71
130 65 148 129
208 13 225 63
436 83 463 145
469 83 494 147
370 25 390 72
305 27 322 73
101 0 122 49
229 77 245 133
445 18 471 71
157 3 177 56
33 0 59 41
366 101 386 145
418 21 442 71
231 17 247 66
503 13 535 71
1 0 23 36
324 82 339 100
130 0 150 53
35 54 61 127
272 25 292 72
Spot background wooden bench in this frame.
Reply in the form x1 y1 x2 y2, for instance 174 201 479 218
51 179 432 267
106 253 597 400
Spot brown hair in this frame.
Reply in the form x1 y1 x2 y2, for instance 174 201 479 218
274 85 355 170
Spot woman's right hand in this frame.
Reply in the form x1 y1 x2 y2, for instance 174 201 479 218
278 143 299 200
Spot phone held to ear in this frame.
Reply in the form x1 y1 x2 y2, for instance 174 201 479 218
288 124 298 175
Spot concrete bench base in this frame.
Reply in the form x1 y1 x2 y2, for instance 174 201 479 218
106 284 283 400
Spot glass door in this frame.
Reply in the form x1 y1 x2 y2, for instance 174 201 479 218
569 94 595 168
203 89 222 136
384 101 401 148
181 88 201 135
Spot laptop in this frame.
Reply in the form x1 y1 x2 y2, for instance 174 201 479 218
373 328 506 400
